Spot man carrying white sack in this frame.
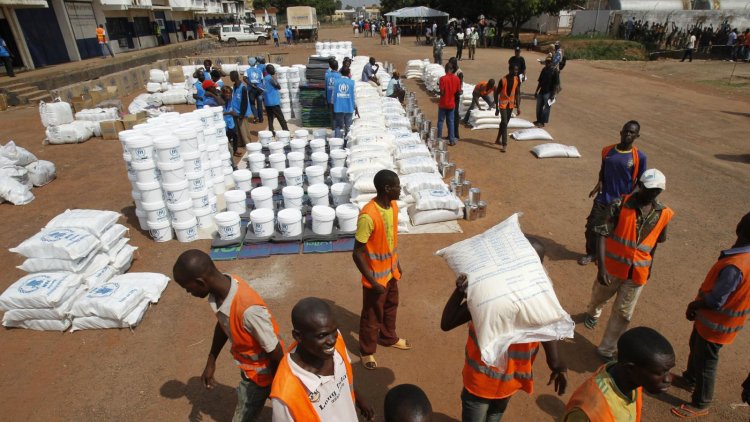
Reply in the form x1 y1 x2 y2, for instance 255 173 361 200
441 238 568 422
584 169 674 362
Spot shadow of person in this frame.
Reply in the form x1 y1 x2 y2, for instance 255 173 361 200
161 376 236 422
557 331 603 373
646 390 684 407
715 153 750 164
525 234 581 262
459 137 502 152
536 393 566 418
322 298 362 353
120 205 149 236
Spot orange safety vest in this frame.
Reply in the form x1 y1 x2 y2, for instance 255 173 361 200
229 276 283 387
463 323 539 399
603 195 674 285
269 334 355 421
497 76 519 109
358 199 401 288
475 81 492 97
565 364 642 422
601 145 640 186
694 252 750 345
96 27 106 43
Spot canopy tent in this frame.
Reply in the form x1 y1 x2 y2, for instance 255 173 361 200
384 6 449 21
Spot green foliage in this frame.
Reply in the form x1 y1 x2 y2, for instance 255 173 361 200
272 0 337 17
562 39 647 61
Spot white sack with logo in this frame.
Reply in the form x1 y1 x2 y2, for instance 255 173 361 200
10 227 101 260
69 280 146 320
45 209 120 237
3 318 71 331
413 188 463 211
18 250 102 273
70 299 149 331
0 272 82 310
39 101 74 128
2 286 83 322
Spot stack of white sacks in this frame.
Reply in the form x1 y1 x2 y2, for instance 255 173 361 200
405 59 428 79
120 107 236 243
144 69 192 106
422 64 445 93
457 82 490 118
315 41 353 66
348 56 391 96
0 141 56 205
0 209 168 332
41 100 97 145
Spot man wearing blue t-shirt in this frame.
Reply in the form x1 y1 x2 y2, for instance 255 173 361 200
262 64 288 134
0 36 15 77
193 71 206 109
333 68 359 138
230 71 251 154
245 57 264 123
326 59 340 129
579 120 647 266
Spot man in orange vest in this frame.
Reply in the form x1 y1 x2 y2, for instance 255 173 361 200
441 238 568 421
562 326 675 421
462 79 495 125
493 63 521 153
583 169 674 362
670 211 750 419
270 297 374 421
353 169 410 371
173 250 284 422
96 24 115 58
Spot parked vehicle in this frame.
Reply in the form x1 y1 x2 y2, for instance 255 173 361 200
285 6 319 41
219 24 267 46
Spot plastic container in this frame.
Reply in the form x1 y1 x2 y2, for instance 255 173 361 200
142 200 170 223
167 199 194 223
305 166 325 186
269 142 285 155
258 130 273 142
247 153 266 173
287 151 305 169
214 211 242 240
223 166 235 188
268 153 287 171
153 136 181 163
135 207 149 231
136 181 163 203
190 188 210 209
132 159 159 184
193 206 214 229
148 219 173 242
259 168 279 190
157 161 186 185
173 217 199 242
233 169 253 192
161 180 188 205
310 138 326 154
212 177 226 195
330 150 347 168
182 150 203 173
294 129 309 140
290 138 307 154
328 137 344 151
208 195 218 214
259 133 272 147
247 142 263 154
330 167 348 184
126 137 154 162
330 183 352 206
175 128 200 154
277 208 303 237
283 167 303 187
307 183 330 207
207 143 220 162
224 189 247 214
336 203 359 232
186 171 206 192
275 130 290 144
282 185 304 210
250 208 275 237
313 128 328 139
251 186 274 210
311 152 329 168
311 205 336 235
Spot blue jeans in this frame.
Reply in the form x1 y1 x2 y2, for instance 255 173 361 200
100 42 114 58
249 89 264 121
437 107 455 143
233 374 271 422
535 92 552 124
334 112 353 138
461 389 510 422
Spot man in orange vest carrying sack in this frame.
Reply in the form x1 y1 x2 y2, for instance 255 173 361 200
493 64 521 153
96 24 115 58
670 211 750 419
583 169 674 362
353 169 410 371
270 297 375 421
441 238 568 421
173 250 285 422
562 326 676 421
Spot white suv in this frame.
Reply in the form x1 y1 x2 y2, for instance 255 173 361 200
219 24 267 46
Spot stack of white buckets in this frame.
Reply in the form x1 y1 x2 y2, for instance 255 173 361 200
315 41 354 67
275 66 305 121
213 128 359 244
121 107 236 243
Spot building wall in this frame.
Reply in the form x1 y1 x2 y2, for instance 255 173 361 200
572 9 750 35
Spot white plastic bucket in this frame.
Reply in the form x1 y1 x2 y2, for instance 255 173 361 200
167 199 194 223
268 153 287 171
215 211 242 240
142 200 170 223
305 165 325 186
186 171 206 192
173 217 199 242
247 153 266 173
158 161 186 185
330 150 347 168
153 136 181 163
203 128 217 146
190 188 210 209
207 143 220 162
307 183 330 207
277 208 302 237
162 180 190 205
212 177 226 195
224 189 247 214
259 133 272 147
276 130 290 144
311 152 329 168
330 167 348 184
182 150 203 173
287 151 305 169
233 169 253 192
259 168 279 190
208 195 218 214
250 208 275 237
311 205 336 235
282 185 304 210
310 138 326 154
290 138 307 154
251 186 274 210
135 207 149 231
328 137 345 151
331 182 352 206
283 167 303 187
132 160 159 184
126 137 155 162
269 142 285 155
336 203 359 232
258 130 273 142
175 128 200 154
148 219 173 242
247 142 263 154
294 129 309 140
136 181 163 203
193 206 214 229
313 128 328 139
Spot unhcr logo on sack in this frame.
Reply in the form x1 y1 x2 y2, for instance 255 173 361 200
41 229 84 243
88 282 119 298
18 275 55 294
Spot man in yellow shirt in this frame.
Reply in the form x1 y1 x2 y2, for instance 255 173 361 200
562 326 675 421
352 169 410 370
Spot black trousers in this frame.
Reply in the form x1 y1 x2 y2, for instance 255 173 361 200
1 56 14 77
266 105 288 133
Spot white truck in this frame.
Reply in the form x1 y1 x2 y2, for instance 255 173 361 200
219 24 268 46
285 6 319 41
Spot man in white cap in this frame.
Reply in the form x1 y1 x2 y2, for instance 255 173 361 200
583 169 675 361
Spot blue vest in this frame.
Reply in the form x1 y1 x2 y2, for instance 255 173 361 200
246 67 262 86
263 75 280 106
203 70 211 81
258 63 267 76
223 101 236 129
194 81 205 108
333 78 356 113
0 39 10 58
325 71 340 104
232 83 250 117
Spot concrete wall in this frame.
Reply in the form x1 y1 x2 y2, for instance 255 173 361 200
571 10 612 35
572 9 750 36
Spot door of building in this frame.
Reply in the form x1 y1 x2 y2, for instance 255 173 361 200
15 0 70 67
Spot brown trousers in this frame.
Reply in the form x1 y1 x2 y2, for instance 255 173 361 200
359 278 400 356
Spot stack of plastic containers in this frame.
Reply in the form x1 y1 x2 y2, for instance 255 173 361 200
276 67 292 121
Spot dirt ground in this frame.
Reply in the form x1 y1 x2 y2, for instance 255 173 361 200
0 26 749 422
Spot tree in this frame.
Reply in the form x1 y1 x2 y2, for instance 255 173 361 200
335 0 343 9
345 4 353 9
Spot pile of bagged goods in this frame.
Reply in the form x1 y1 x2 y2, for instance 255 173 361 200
1 209 170 331
41 100 117 145
129 69 194 115
0 141 56 205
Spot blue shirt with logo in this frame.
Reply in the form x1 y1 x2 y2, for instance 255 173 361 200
194 81 205 108
595 147 648 205
245 66 263 87
263 74 280 106
232 82 251 117
325 71 340 104
223 101 235 129
333 78 356 113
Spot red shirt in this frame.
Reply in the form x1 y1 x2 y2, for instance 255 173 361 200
439 73 461 109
